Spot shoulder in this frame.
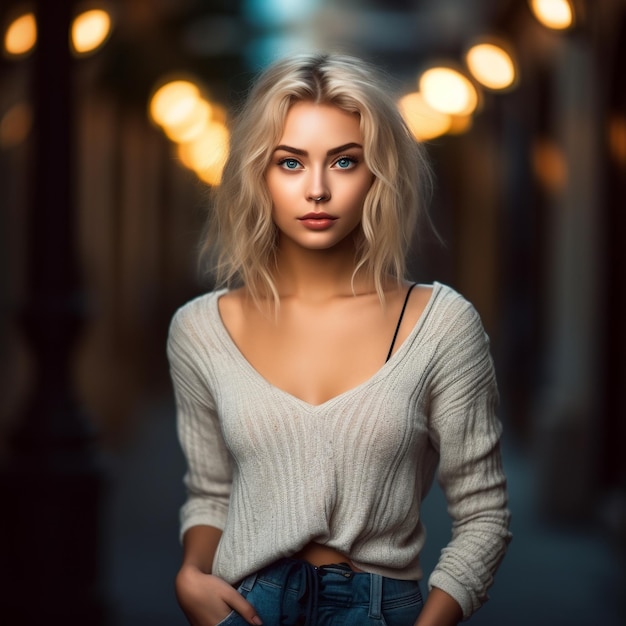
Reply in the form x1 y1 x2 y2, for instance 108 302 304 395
214 287 246 325
170 289 224 330
426 283 495 384
422 282 493 374
428 282 485 336
426 287 499 418
431 282 476 313
167 289 226 355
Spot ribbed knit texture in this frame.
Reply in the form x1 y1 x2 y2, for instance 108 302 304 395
167 282 511 619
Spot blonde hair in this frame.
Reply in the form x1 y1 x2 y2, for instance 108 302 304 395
202 53 432 305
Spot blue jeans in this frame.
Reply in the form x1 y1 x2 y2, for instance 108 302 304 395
216 558 424 626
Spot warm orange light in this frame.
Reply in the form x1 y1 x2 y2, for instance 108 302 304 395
447 114 473 135
466 43 517 91
0 102 32 148
71 9 112 55
398 92 451 141
4 12 37 57
419 67 479 117
178 121 230 186
150 77 229 184
195 162 227 187
149 80 201 128
532 137 568 193
529 0 574 30
163 98 212 144
608 115 626 169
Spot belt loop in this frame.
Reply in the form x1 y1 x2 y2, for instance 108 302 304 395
239 572 258 593
368 573 383 620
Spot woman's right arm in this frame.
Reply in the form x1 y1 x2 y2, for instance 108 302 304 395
168 308 262 626
175 526 263 626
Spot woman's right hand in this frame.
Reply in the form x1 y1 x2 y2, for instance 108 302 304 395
175 564 263 626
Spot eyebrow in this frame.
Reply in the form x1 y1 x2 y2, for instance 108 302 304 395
273 142 363 156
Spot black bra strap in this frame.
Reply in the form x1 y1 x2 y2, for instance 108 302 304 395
386 283 418 363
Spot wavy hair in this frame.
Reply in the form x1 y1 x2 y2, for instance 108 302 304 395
202 53 432 306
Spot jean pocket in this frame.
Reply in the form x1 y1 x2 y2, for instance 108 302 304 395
214 609 248 626
380 585 424 626
213 578 253 626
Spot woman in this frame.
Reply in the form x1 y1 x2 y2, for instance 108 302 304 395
167 53 511 626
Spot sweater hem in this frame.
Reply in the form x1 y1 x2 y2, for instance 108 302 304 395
428 570 476 620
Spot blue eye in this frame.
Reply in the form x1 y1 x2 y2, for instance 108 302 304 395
335 157 356 169
280 158 300 170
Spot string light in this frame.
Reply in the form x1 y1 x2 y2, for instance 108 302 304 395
71 9 113 56
419 67 479 117
150 78 229 185
149 80 201 128
3 12 37 57
398 92 451 141
466 42 517 91
529 0 574 30
163 99 212 144
178 121 230 186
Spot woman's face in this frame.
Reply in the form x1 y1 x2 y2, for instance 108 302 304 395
266 100 373 252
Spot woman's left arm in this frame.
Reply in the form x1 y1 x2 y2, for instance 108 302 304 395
426 297 512 621
413 587 463 626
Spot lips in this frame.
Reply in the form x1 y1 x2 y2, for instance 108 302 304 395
298 212 337 221
298 212 338 230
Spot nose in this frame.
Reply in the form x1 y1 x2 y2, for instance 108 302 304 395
306 166 330 203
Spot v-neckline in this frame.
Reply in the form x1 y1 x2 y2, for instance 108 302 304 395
210 282 441 410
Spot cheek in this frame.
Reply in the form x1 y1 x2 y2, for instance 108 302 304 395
271 189 294 216
267 174 297 206
349 175 374 208
266 179 284 210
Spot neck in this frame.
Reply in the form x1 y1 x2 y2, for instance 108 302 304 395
272 237 373 302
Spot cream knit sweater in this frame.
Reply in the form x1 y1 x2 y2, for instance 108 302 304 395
167 282 511 619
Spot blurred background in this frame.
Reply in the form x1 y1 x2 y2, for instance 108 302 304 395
0 0 624 624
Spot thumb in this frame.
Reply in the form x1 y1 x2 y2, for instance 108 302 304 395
224 587 263 625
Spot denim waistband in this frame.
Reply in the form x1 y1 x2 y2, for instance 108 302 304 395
239 559 384 626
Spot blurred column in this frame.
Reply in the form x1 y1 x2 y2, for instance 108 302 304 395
535 34 605 520
0 0 106 623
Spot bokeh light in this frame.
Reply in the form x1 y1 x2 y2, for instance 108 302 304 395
398 92 451 141
0 102 32 149
532 137 568 193
466 42 517 91
149 80 202 128
608 115 626 169
177 121 230 186
419 67 479 117
447 114 474 135
529 0 574 30
4 12 37 57
71 9 113 56
162 98 212 144
243 0 318 27
150 78 229 185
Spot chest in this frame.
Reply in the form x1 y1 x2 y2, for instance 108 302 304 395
229 301 402 406
215 360 431 469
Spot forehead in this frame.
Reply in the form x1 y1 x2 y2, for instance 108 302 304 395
278 101 362 145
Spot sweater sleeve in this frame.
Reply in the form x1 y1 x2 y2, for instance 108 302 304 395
427 297 512 620
167 306 233 540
